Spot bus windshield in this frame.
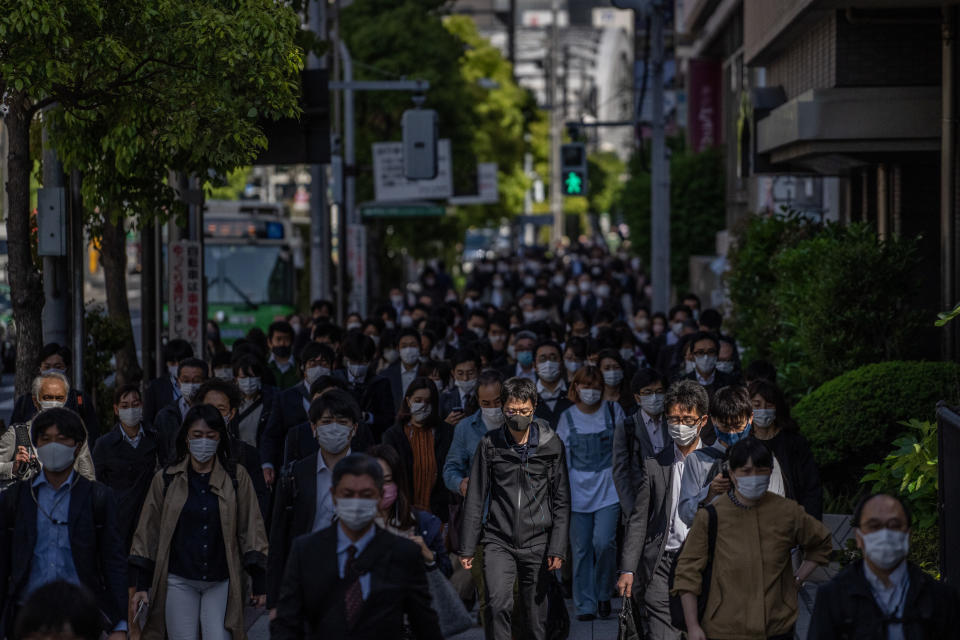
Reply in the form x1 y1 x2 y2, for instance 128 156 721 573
205 244 293 306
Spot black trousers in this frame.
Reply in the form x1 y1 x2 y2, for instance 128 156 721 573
483 541 549 640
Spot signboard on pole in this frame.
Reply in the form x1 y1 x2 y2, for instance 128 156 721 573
373 139 453 201
346 224 367 317
168 240 204 356
449 163 499 205
687 58 722 152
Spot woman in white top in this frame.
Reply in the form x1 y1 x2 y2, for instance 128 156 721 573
557 366 625 621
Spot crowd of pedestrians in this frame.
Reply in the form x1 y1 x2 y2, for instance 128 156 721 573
0 242 956 640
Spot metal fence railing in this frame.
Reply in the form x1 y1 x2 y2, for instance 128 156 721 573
937 401 960 586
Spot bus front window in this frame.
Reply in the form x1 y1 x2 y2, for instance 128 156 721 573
205 245 293 307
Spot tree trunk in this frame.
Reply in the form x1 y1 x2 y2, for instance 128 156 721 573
5 97 46 397
99 210 141 386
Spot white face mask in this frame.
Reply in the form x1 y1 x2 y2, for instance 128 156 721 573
346 322 362 332
335 497 379 532
735 474 771 500
305 365 331 385
188 438 218 463
36 442 77 472
619 348 635 362
565 284 578 297
753 408 776 429
410 401 432 422
668 422 699 446
716 360 735 374
214 368 233 381
346 362 369 380
470 326 486 339
430 345 446 361
564 360 581 374
579 388 602 405
860 528 910 570
671 322 685 337
118 407 142 427
639 393 664 416
399 346 421 366
315 422 353 454
684 360 696 374
536 361 561 382
602 370 624 387
382 348 399 364
455 378 478 396
179 382 200 402
695 354 717 374
38 400 65 411
237 377 262 395
481 407 505 430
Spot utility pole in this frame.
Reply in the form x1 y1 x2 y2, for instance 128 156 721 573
68 170 84 391
308 0 331 302
508 0 517 74
649 1 670 314
550 0 564 245
40 121 69 348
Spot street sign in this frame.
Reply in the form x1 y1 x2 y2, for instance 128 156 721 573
361 203 446 218
168 240 204 356
373 138 452 201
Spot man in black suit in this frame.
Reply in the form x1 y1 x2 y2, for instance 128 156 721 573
282 377 374 465
153 357 208 466
334 332 396 441
532 340 571 430
616 380 711 640
271 452 442 640
142 338 193 426
680 331 739 399
439 348 481 427
0 408 127 640
380 328 423 414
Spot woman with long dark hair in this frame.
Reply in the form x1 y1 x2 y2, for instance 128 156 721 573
129 404 268 640
382 377 453 523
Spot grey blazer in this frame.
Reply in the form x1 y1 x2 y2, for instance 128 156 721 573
612 411 670 517
619 445 677 581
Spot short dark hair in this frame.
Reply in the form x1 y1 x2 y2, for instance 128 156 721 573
211 350 233 369
451 348 481 370
39 343 71 369
477 368 504 389
232 354 265 378
311 299 334 314
564 336 587 359
681 292 701 307
631 368 667 395
308 388 361 424
744 359 778 384
309 375 349 397
162 338 194 364
14 580 102 640
396 327 421 343
501 377 538 408
113 383 142 405
535 340 563 359
852 493 913 529
300 342 334 371
342 331 376 362
726 436 773 471
332 452 384 490
268 320 295 340
689 331 719 352
176 404 232 469
195 378 242 411
312 322 343 343
31 407 87 446
177 357 209 379
668 304 692 321
664 380 709 417
699 308 723 331
710 385 752 424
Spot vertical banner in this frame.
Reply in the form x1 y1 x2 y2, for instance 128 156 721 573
169 240 204 356
346 224 367 318
687 58 722 152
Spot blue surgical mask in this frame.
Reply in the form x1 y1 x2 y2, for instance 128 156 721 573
716 422 751 447
517 350 534 367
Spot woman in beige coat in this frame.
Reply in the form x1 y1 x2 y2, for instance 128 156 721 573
130 404 268 640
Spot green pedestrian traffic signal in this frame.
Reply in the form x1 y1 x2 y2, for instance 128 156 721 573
563 171 585 195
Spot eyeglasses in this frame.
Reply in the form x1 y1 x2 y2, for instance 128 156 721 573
665 415 703 427
504 408 534 417
692 349 718 357
637 388 665 396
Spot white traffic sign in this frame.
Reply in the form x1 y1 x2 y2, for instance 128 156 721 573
373 138 452 201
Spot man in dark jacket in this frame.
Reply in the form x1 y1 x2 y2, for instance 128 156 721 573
142 338 193 426
271 453 442 640
333 332 395 441
459 377 571 640
808 493 960 639
0 408 127 640
152 357 208 466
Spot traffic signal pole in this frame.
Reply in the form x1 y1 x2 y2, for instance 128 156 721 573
550 0 564 246
649 2 671 315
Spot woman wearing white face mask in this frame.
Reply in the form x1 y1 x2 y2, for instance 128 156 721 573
598 350 635 415
748 379 823 520
557 366 625 621
672 438 831 640
382 378 453 524
130 404 268 640
232 356 273 450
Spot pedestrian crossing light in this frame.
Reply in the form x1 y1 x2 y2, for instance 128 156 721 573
560 143 588 197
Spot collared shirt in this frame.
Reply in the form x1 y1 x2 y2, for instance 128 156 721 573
336 523 376 599
171 374 182 401
269 354 294 373
664 440 703 551
177 395 190 421
864 560 909 640
313 450 348 532
696 370 716 386
401 364 418 397
640 409 665 454
514 363 536 381
537 379 567 412
25 471 81 598
120 425 144 449
300 380 311 413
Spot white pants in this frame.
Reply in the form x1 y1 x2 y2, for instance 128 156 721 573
165 574 232 640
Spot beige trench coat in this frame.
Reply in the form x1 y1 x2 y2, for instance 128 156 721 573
130 457 268 640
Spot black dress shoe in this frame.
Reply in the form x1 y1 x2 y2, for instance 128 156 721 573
598 600 611 618
576 613 596 622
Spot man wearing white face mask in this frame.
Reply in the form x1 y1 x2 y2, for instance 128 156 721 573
440 350 481 427
271 453 442 640
532 341 571 431
382 328 424 412
267 390 364 614
443 371 504 498
681 332 739 399
335 332 396 441
233 355 276 452
0 408 128 640
153 357 209 467
809 493 960 639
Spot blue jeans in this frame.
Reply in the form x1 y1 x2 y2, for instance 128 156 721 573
569 503 620 615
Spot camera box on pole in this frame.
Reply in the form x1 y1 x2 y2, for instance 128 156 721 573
402 109 438 180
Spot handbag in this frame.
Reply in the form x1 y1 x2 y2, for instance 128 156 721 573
668 504 718 631
425 565 475 637
546 572 570 640
617 597 642 640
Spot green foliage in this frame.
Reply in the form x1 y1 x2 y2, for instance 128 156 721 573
794 361 960 497
84 306 131 437
586 151 625 216
936 301 960 327
620 142 726 288
862 419 939 530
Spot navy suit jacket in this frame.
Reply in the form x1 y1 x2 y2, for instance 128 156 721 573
261 383 311 469
0 475 127 634
142 375 176 427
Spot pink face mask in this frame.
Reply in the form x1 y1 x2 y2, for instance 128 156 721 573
379 482 399 510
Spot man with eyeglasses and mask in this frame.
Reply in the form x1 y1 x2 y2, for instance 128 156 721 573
680 332 739 400
459 377 570 640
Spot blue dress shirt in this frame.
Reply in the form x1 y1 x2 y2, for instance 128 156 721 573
25 471 81 599
336 524 376 600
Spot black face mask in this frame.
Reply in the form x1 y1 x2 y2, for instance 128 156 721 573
506 414 533 431
272 345 292 359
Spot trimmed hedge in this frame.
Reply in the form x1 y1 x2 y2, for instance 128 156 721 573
795 361 960 494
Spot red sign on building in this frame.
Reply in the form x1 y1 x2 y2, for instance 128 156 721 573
687 58 722 153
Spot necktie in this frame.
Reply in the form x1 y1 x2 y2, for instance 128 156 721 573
343 545 363 628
